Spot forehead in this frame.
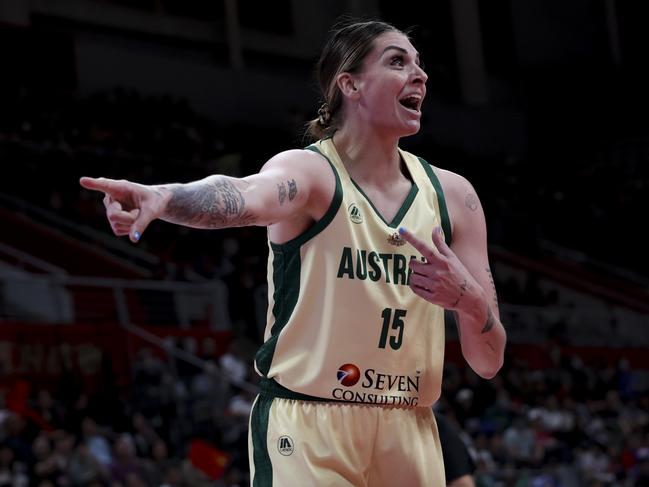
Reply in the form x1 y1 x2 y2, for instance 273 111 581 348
370 31 417 57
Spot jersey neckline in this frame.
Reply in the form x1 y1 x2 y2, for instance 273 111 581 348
321 138 420 229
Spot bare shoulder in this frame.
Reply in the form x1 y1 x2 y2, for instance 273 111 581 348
429 165 485 239
261 148 333 186
259 148 336 221
430 166 476 201
431 166 482 211
260 148 331 172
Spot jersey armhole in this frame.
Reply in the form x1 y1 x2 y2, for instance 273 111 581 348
417 157 453 247
268 145 343 252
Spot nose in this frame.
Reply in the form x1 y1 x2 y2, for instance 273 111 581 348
412 64 428 85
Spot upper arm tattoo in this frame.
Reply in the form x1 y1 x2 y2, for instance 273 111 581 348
165 177 256 228
277 182 287 205
288 179 297 201
465 193 479 211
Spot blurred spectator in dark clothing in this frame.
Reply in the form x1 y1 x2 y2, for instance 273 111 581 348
67 440 108 486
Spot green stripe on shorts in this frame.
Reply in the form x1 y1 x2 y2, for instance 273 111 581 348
251 395 274 487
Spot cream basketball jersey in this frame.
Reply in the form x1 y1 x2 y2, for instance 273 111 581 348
254 138 452 408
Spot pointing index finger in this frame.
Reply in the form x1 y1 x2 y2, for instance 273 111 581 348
398 227 438 262
79 176 119 195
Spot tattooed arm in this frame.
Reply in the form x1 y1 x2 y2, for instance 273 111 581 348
400 168 506 379
80 149 331 241
439 169 506 379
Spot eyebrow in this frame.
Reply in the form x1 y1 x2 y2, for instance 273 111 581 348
381 45 420 63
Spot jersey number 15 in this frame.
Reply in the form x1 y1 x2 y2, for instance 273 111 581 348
378 308 407 350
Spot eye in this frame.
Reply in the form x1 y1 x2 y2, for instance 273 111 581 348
390 55 405 67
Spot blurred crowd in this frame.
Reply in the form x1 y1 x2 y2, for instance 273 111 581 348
438 347 649 486
0 338 257 487
1 88 648 486
1 86 648 277
1 340 649 486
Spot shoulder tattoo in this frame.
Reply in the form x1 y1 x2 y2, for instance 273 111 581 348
465 193 479 211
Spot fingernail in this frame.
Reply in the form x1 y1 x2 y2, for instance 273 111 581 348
133 231 140 242
435 226 442 234
399 227 406 235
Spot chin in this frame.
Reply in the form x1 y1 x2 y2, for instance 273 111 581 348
401 122 421 137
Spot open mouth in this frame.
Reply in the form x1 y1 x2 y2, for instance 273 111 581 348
399 95 421 112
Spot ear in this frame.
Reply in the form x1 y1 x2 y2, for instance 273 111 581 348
336 72 360 100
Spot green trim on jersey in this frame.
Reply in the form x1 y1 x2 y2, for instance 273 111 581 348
418 157 453 246
260 377 338 402
255 246 302 376
255 146 343 376
268 145 343 252
255 139 449 407
251 395 273 487
349 177 419 228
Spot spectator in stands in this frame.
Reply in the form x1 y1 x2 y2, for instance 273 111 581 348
30 433 55 481
66 440 108 486
80 417 112 468
108 433 148 485
0 441 28 487
503 416 538 468
434 411 476 487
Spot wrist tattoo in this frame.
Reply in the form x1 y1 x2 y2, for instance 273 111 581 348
288 179 297 201
452 279 468 307
481 306 495 334
486 267 499 311
278 182 287 205
166 178 255 227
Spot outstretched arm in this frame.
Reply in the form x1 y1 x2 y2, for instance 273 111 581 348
80 149 324 242
399 171 506 379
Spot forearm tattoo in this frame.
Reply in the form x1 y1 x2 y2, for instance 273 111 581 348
481 306 495 334
277 182 287 205
486 267 499 311
165 177 256 228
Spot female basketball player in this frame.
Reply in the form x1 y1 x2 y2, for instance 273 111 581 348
80 18 506 486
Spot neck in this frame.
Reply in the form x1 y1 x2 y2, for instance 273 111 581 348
332 125 402 184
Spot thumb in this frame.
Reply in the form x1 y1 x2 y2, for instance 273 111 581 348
129 207 155 243
431 226 451 255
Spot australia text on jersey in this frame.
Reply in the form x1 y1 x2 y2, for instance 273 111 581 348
336 246 426 285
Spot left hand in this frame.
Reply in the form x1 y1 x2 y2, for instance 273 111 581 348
399 226 480 310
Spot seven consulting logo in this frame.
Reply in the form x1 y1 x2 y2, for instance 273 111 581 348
337 363 361 386
348 203 363 224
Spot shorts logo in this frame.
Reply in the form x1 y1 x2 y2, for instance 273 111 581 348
277 436 294 456
337 363 360 386
348 203 363 224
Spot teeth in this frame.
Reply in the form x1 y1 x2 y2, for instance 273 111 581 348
400 95 421 110
400 96 420 110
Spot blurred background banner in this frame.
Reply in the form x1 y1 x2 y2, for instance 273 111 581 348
1 1 648 486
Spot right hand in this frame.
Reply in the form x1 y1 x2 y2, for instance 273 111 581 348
79 177 167 243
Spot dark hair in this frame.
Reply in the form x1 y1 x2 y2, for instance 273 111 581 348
305 18 404 141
